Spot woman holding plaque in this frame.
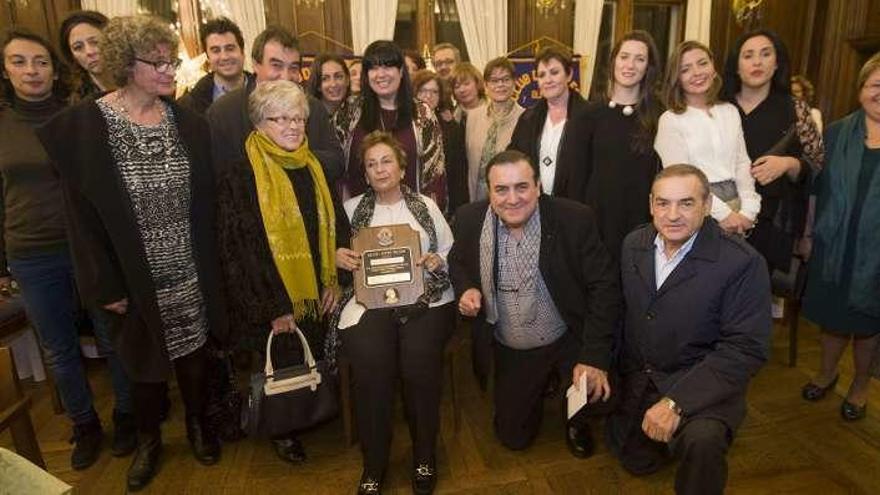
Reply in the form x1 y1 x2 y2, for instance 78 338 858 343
333 131 454 495
215 79 347 464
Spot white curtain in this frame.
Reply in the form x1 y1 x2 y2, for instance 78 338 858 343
454 0 506 72
573 0 605 97
351 0 400 55
203 0 266 71
80 0 138 18
685 0 712 45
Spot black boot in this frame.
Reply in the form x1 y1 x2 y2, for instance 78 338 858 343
271 434 306 464
70 417 103 470
412 461 437 495
127 432 162 492
186 415 221 465
111 410 137 457
357 470 383 494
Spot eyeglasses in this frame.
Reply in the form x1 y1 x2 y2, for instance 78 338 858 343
487 76 513 85
265 115 307 127
135 57 181 74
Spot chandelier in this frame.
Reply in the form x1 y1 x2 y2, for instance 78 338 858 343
536 0 568 17
295 0 325 7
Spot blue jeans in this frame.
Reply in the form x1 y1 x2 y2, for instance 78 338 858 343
8 251 132 425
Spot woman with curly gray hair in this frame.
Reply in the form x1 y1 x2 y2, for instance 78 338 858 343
37 15 228 491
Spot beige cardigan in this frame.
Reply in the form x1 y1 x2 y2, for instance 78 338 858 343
465 102 525 201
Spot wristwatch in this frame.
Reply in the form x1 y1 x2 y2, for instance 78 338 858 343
661 396 683 416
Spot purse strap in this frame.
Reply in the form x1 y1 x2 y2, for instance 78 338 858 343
263 325 317 378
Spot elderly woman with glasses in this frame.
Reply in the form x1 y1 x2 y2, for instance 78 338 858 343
38 15 228 491
216 79 348 464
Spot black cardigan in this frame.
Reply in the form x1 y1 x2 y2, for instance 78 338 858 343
507 89 592 203
36 98 229 382
448 196 621 388
216 161 351 352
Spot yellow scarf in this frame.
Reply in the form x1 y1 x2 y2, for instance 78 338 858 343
245 130 337 320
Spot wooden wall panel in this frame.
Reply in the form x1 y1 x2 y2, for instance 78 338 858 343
1 0 79 53
265 0 352 54
508 0 575 54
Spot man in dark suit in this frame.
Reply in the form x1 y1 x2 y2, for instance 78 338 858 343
178 17 253 115
609 164 772 495
205 25 343 181
449 150 620 457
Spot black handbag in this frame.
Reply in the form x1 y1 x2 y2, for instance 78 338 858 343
243 326 338 438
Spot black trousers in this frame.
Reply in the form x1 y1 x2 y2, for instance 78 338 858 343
340 303 454 475
132 345 209 435
608 373 731 495
493 331 591 450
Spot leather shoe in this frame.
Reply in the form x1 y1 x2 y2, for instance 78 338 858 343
841 400 867 421
127 433 162 492
111 410 137 457
272 435 306 463
412 462 437 494
566 425 594 459
70 418 103 470
802 375 839 401
186 415 221 465
357 471 382 494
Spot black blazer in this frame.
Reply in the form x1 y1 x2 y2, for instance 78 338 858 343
448 195 621 387
619 219 771 431
37 98 229 382
507 89 591 202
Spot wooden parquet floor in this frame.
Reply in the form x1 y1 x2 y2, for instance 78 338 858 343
3 317 880 494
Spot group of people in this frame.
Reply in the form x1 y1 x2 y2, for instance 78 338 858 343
1 9 879 495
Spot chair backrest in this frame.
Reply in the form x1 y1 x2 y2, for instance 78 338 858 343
0 346 23 411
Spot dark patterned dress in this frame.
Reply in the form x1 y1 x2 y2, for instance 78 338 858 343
97 100 208 359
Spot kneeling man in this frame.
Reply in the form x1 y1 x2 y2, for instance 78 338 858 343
450 150 620 456
608 164 771 494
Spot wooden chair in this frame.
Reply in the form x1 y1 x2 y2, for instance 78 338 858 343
338 332 463 446
771 257 808 367
0 346 45 469
0 296 63 413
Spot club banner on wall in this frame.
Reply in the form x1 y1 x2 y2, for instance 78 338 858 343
511 55 583 108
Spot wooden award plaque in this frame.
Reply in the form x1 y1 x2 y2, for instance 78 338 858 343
351 224 425 309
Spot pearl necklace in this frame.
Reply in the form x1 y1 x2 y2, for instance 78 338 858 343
608 100 635 116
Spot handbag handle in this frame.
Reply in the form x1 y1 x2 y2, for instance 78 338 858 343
263 324 317 378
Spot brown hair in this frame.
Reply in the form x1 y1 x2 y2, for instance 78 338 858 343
605 30 664 154
411 69 452 111
535 45 573 75
790 74 815 104
360 131 408 172
663 40 721 114
101 15 178 87
483 56 515 81
451 62 485 100
857 52 880 90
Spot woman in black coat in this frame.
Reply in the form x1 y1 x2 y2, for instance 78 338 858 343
508 46 590 202
38 16 227 492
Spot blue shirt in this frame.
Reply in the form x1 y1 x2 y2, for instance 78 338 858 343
654 232 699 289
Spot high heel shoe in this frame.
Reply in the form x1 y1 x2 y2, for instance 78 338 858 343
801 374 839 401
841 400 867 421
